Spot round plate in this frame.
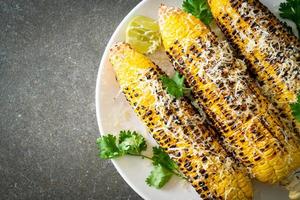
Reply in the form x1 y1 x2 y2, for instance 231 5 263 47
96 0 293 199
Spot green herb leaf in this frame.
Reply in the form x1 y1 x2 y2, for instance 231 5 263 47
96 131 183 189
152 147 179 171
146 165 173 189
182 0 213 26
118 130 147 155
96 134 122 159
161 72 189 98
279 0 300 36
291 94 300 122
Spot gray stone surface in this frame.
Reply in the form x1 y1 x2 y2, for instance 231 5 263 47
0 0 142 199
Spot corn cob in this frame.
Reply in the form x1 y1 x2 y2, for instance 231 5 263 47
159 5 300 184
109 42 253 200
207 0 300 135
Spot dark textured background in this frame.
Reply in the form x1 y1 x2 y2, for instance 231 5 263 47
0 0 143 199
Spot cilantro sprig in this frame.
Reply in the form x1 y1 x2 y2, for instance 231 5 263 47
118 130 147 155
161 72 190 98
146 147 185 188
97 134 123 159
97 130 146 158
291 94 300 122
279 0 300 37
182 0 213 26
146 165 173 188
97 130 186 189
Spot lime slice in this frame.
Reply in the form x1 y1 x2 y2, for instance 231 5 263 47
126 16 161 54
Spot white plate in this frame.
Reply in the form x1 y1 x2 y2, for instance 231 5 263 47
96 0 295 199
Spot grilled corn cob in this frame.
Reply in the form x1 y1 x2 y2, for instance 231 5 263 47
109 42 253 200
207 0 300 135
159 5 300 184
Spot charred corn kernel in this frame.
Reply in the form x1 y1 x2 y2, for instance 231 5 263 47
159 5 300 184
208 0 300 135
109 42 253 200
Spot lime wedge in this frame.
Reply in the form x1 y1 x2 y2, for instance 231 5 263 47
126 16 161 54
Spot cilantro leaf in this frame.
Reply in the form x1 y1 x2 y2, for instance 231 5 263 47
146 165 173 189
96 131 184 189
96 130 147 159
291 94 300 122
96 134 122 159
118 130 147 155
152 147 179 171
182 0 213 26
161 72 189 98
279 0 300 36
